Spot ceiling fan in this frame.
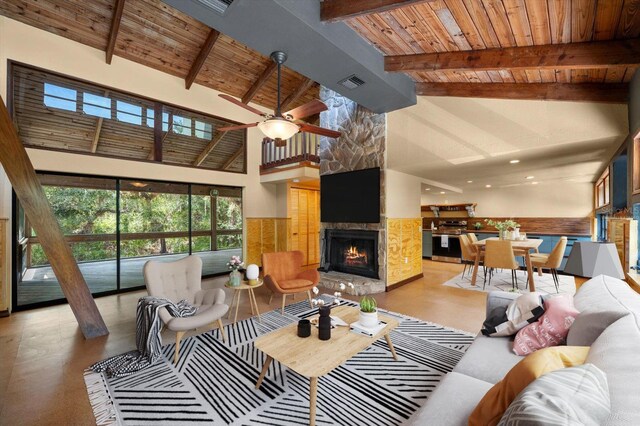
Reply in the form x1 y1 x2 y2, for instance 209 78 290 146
218 51 341 144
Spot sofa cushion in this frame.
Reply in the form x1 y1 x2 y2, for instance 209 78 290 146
469 346 589 426
482 292 545 337
498 364 610 426
568 275 640 346
585 314 640 425
453 334 523 384
513 294 579 355
408 372 493 426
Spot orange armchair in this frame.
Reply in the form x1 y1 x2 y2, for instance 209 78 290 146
262 251 320 314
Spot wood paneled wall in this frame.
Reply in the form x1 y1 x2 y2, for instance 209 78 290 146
424 216 592 236
245 218 290 266
387 218 422 286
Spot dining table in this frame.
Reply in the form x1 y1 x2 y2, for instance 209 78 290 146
470 237 543 292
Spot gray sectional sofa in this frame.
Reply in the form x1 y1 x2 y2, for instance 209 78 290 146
410 275 640 425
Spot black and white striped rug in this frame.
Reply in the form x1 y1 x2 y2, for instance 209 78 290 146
85 298 474 425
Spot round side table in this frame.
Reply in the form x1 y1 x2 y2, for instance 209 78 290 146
225 280 263 324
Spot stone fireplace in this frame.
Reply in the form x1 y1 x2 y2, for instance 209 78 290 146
325 229 379 279
318 87 387 295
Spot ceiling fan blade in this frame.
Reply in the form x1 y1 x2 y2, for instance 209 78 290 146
284 99 328 120
299 123 341 139
217 122 259 131
218 94 266 117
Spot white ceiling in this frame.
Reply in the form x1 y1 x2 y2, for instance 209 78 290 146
387 97 629 193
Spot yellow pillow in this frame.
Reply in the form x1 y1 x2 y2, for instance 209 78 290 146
468 346 589 426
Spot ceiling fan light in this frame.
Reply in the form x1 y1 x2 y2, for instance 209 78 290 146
258 117 299 140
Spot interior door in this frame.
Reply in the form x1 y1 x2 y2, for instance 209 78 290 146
298 190 309 265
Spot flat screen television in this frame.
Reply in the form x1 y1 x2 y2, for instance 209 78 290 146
321 167 380 223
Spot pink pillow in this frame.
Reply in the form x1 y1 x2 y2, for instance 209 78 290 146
513 295 579 356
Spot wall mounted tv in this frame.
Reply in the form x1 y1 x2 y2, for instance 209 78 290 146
320 167 380 223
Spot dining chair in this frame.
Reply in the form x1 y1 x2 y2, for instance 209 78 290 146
144 255 228 364
530 237 567 293
483 240 520 290
467 233 478 243
460 234 483 278
262 250 319 314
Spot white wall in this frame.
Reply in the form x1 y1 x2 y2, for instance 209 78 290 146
385 169 423 218
0 17 279 310
421 181 594 217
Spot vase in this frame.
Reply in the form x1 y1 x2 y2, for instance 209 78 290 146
499 230 507 240
318 305 332 341
229 269 241 287
359 310 378 328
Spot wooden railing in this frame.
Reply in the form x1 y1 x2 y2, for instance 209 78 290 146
260 133 320 170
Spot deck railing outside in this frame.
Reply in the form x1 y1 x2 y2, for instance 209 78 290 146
260 132 320 170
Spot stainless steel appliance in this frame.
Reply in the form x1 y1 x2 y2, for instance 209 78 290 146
431 220 467 263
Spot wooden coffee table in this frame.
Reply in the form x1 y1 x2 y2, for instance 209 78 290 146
254 305 399 426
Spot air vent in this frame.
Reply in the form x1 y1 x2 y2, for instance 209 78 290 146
195 0 234 15
338 75 365 89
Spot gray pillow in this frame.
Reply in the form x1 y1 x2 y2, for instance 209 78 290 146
567 310 628 346
498 364 610 426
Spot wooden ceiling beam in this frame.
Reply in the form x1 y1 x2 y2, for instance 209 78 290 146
185 28 221 90
194 130 228 166
280 78 316 112
0 96 108 339
321 0 434 22
222 145 244 170
415 82 629 103
386 39 640 73
105 0 125 65
242 61 277 104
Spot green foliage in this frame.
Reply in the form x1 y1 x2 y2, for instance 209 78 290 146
359 296 377 313
29 185 243 266
484 218 520 231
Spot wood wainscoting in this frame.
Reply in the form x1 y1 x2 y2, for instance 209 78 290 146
245 218 290 267
387 218 423 288
424 217 593 236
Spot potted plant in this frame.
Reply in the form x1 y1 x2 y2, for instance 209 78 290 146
485 219 520 240
227 255 244 286
474 222 482 230
359 296 378 328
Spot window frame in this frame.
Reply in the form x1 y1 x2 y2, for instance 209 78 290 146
11 170 244 311
7 60 247 174
595 167 610 209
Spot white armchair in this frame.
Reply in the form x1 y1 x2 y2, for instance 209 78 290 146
143 255 228 363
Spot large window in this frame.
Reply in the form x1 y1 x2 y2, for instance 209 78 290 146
595 167 610 209
10 62 246 173
14 173 242 309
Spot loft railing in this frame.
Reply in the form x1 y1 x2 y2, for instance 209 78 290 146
260 132 320 171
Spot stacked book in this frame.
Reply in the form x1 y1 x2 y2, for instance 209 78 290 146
350 320 387 337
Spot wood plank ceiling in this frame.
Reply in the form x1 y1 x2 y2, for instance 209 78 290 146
0 0 320 167
332 0 640 102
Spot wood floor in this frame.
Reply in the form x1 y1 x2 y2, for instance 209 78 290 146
0 260 583 425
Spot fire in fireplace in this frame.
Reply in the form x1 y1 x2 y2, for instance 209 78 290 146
325 229 378 279
344 246 368 266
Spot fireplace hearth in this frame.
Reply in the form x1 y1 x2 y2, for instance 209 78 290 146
325 229 379 279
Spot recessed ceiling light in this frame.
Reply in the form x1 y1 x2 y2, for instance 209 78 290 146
532 181 539 185
485 184 492 188
467 180 473 183
440 191 446 194
292 179 300 183
526 176 534 179
425 188 431 191
510 160 520 164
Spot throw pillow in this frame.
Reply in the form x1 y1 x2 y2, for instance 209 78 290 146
498 364 610 426
482 292 545 337
468 346 589 426
513 294 579 356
